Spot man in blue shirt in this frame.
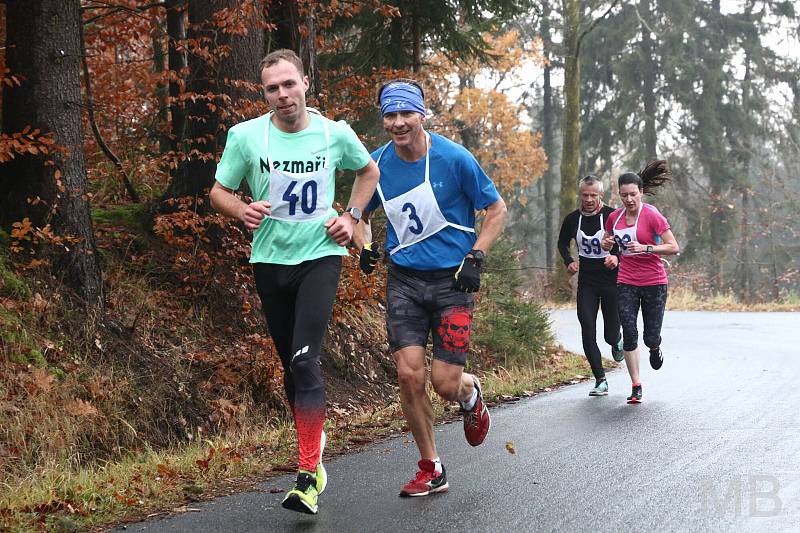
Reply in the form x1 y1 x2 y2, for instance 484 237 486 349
354 79 507 497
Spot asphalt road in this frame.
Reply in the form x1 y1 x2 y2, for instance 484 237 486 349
118 310 800 533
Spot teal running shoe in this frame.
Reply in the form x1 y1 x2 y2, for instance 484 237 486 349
589 379 609 396
611 338 625 362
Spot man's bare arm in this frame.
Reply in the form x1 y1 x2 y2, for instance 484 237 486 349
209 181 271 230
472 197 508 254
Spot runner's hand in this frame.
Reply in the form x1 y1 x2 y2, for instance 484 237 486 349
360 242 381 274
454 255 482 293
601 234 615 251
627 241 646 253
567 261 579 275
604 255 619 270
242 201 271 230
325 215 354 246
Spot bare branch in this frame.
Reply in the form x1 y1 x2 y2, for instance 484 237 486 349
79 20 141 203
576 0 622 57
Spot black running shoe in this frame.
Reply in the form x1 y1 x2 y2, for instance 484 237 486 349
649 347 663 370
626 384 642 404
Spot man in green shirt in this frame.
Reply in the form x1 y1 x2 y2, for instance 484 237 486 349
209 49 379 515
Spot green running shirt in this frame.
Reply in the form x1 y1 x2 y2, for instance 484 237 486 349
215 112 372 265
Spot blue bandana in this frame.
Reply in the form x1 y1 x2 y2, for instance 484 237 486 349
380 82 425 117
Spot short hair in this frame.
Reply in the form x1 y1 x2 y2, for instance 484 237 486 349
259 49 305 76
376 78 425 107
579 174 604 195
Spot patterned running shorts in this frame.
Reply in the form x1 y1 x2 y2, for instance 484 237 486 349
385 263 475 366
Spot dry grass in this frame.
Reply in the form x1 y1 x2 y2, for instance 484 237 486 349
665 287 799 312
0 345 592 531
543 288 800 312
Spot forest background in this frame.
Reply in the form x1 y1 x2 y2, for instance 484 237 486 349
1 0 799 530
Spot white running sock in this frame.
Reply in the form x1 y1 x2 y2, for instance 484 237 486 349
461 386 478 411
433 457 443 474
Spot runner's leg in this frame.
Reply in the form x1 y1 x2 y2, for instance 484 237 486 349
386 266 438 461
599 282 622 349
253 263 297 409
394 345 437 460
617 283 642 384
290 256 342 473
641 284 668 351
577 282 605 380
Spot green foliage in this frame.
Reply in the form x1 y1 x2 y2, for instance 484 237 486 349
0 305 45 367
324 0 535 72
0 233 31 300
91 204 148 229
473 240 552 369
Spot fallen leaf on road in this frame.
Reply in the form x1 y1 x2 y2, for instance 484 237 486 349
505 442 516 455
172 506 201 513
269 488 283 494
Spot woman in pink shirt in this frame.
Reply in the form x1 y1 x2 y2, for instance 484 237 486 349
601 160 680 404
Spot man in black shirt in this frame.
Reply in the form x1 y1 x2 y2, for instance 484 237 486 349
557 175 623 396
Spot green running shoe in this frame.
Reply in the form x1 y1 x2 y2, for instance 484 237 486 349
588 379 609 396
611 338 625 362
316 430 327 494
282 471 319 514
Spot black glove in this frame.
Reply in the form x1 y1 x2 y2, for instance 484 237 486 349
453 254 482 293
359 242 381 274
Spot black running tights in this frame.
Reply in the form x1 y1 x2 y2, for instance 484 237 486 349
253 255 341 471
577 281 621 380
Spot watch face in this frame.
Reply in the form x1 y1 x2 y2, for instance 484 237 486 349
347 207 362 220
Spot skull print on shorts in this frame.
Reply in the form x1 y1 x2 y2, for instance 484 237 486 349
437 306 472 352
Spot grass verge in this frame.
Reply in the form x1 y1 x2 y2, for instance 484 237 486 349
543 288 800 312
0 346 592 532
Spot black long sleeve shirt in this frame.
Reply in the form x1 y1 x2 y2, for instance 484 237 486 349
557 205 619 286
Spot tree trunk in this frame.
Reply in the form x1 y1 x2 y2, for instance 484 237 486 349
389 3 404 68
166 0 187 154
540 0 555 270
300 5 320 103
269 0 299 51
735 48 754 302
152 12 171 155
162 0 264 204
698 0 728 290
638 0 658 160
0 0 102 307
559 0 581 224
412 5 421 73
555 0 582 297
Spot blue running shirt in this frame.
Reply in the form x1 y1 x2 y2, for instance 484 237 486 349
366 133 500 270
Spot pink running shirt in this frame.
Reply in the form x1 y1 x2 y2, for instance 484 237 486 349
605 203 671 286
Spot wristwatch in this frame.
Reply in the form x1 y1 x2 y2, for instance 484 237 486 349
468 249 486 262
345 206 362 223
646 245 654 254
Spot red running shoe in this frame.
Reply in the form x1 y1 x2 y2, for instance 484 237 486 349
627 384 643 404
461 377 491 446
399 460 448 497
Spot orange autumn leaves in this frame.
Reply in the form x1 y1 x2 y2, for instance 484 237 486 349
427 31 548 202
